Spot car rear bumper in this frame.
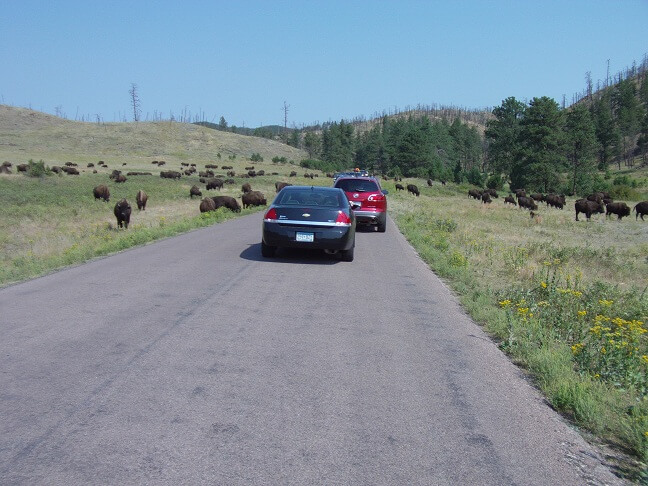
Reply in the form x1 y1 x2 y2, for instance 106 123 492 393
353 209 386 225
262 222 355 250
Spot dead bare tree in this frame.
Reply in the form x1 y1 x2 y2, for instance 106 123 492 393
129 83 141 122
283 101 290 128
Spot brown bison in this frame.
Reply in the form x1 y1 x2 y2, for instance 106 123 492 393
93 184 110 202
468 189 482 200
199 197 216 213
199 170 214 178
633 201 648 221
61 166 80 175
289 171 297 177
395 183 404 191
517 196 538 211
545 194 565 209
206 178 224 191
530 193 544 202
605 201 630 220
114 199 131 228
160 170 181 179
242 182 252 194
211 195 241 212
481 193 492 204
514 189 526 199
257 170 265 176
190 185 202 198
407 184 420 196
114 174 127 183
242 191 267 208
504 195 517 206
427 179 433 186
136 190 148 210
575 198 604 221
484 188 499 198
275 181 291 192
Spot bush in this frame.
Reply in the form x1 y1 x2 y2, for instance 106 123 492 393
272 156 288 164
466 167 484 187
27 159 50 178
250 153 263 162
612 175 638 188
609 184 641 200
486 174 504 190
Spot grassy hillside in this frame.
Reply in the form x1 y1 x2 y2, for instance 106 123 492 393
0 105 307 166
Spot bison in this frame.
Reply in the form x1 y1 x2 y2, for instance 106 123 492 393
199 197 216 213
114 174 127 183
575 198 604 221
633 201 648 221
545 194 565 209
481 193 492 204
242 182 252 194
395 183 404 191
468 189 482 200
289 171 297 177
160 170 181 179
206 178 224 191
211 195 241 212
427 179 433 186
136 190 148 210
114 199 132 228
605 201 630 220
517 196 538 211
504 195 517 206
484 188 499 198
242 191 266 208
93 184 110 202
190 185 202 198
407 184 420 196
275 181 291 193
514 189 526 199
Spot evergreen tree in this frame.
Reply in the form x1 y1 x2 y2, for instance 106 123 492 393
637 110 648 163
565 104 598 195
613 78 641 164
511 97 566 192
592 91 619 169
303 131 321 158
485 97 526 176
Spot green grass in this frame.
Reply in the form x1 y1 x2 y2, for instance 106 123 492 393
386 179 648 476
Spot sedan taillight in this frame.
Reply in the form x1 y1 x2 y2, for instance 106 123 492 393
335 211 352 226
264 208 278 221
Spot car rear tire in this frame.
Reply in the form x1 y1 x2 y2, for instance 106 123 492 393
261 241 276 257
339 245 354 262
377 217 386 233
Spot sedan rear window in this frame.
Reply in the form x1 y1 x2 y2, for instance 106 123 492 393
276 190 343 207
335 179 379 193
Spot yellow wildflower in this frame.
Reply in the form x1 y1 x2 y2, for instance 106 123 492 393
577 310 587 317
540 282 547 289
499 300 512 308
601 347 606 354
598 299 613 306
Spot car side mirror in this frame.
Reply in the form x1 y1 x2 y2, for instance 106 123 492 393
349 201 361 210
382 189 389 195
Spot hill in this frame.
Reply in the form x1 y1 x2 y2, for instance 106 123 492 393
0 105 308 166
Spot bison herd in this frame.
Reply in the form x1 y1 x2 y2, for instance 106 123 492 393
468 187 647 222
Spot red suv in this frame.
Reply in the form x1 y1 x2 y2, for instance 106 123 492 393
333 176 388 232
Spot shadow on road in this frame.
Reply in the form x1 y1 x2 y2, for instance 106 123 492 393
240 243 340 265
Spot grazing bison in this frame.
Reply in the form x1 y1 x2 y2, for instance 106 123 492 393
289 171 297 177
395 183 404 191
530 193 544 202
504 195 517 206
633 201 648 221
114 199 132 228
517 196 538 211
87 163 95 168
575 198 604 221
160 170 181 179
136 190 148 210
241 182 252 193
114 174 127 183
199 197 216 213
51 166 61 174
481 193 492 204
245 166 255 171
275 181 291 192
93 184 110 202
248 170 257 177
109 169 122 179
242 191 267 208
484 188 499 198
257 170 265 176
605 201 630 220
206 178 224 191
514 189 526 199
227 170 236 177
62 166 80 175
190 185 202 198
468 189 482 200
211 195 241 212
427 179 433 186
407 184 420 196
545 194 565 209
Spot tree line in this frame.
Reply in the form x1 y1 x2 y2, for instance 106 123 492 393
485 69 648 195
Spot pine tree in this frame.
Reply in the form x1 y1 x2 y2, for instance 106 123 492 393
565 104 598 195
485 97 526 176
592 92 619 169
512 97 566 192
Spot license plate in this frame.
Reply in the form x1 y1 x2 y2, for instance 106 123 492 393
296 232 314 242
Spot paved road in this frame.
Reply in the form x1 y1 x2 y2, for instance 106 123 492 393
0 214 624 485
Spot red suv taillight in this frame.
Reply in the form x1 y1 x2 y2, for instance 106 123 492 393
367 193 385 202
335 211 352 226
264 208 278 221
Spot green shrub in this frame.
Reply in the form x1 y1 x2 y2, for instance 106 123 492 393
250 153 263 162
26 159 50 178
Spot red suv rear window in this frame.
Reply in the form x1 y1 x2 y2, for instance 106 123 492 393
335 179 380 192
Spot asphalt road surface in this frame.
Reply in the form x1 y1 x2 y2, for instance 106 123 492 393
0 213 626 485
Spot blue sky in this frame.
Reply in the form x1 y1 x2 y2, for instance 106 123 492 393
2 0 647 127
